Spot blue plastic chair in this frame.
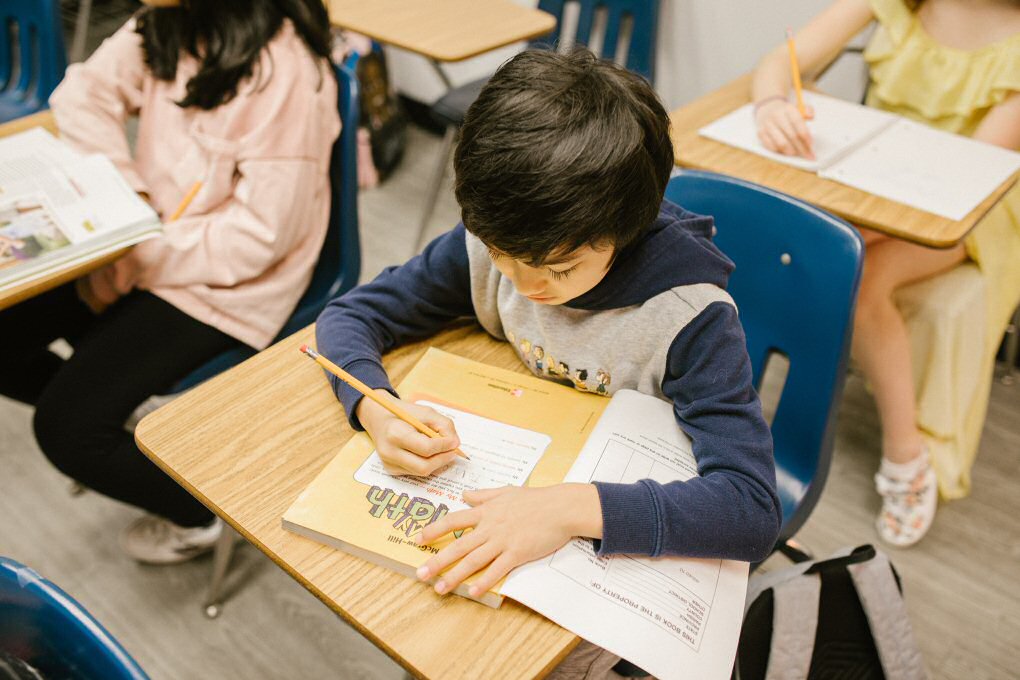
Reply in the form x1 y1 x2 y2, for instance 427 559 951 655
0 557 148 680
664 170 864 553
415 0 660 250
173 61 362 391
0 0 67 122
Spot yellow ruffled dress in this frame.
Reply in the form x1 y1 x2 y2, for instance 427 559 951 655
863 0 1020 498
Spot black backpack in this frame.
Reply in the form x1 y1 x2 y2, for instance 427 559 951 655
735 545 928 680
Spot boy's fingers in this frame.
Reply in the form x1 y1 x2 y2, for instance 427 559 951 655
432 542 500 595
379 446 450 477
786 110 815 158
804 103 815 120
391 426 458 458
420 409 460 446
463 487 511 506
469 553 518 597
420 507 480 544
418 530 485 581
776 115 810 159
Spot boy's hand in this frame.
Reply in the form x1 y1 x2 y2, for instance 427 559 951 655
416 483 603 598
755 99 816 160
356 391 461 476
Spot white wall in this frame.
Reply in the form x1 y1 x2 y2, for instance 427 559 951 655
385 0 870 112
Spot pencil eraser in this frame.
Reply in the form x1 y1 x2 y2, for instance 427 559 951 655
299 344 308 354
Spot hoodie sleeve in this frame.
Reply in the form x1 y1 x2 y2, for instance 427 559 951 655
314 225 475 429
592 300 782 562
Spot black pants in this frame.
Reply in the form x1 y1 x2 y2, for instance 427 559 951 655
0 284 240 527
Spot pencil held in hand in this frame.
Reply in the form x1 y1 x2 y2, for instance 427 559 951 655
168 181 203 221
786 28 809 119
299 344 469 459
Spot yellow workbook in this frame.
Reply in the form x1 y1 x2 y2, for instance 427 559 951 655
282 347 609 607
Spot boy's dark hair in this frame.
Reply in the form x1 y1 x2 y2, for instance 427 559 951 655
454 48 673 266
136 0 332 111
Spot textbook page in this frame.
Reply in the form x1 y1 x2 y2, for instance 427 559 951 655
500 390 748 680
820 118 1020 221
354 400 551 511
698 91 897 171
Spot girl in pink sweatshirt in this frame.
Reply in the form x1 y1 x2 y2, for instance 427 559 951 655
0 0 340 564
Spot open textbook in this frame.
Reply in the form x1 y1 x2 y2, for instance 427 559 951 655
698 91 1020 221
283 348 747 680
0 128 161 292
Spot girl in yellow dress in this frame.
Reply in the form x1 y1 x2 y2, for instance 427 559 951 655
752 0 1020 546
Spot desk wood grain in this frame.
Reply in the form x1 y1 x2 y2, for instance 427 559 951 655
135 323 580 680
669 75 1018 248
328 0 556 62
0 111 130 311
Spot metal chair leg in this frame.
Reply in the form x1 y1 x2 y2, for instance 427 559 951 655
203 526 237 619
1000 305 1019 386
414 125 457 253
69 0 94 63
778 538 814 563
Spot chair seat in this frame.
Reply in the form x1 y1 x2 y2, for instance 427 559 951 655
0 95 47 123
430 77 489 127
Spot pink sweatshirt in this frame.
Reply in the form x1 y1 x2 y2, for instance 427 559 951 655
49 19 340 349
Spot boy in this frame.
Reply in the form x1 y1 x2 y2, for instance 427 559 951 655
316 49 780 621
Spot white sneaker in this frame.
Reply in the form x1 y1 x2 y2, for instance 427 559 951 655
874 450 937 548
121 515 222 565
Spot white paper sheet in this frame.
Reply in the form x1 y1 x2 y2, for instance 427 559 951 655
820 118 1020 220
500 390 748 680
353 400 552 510
698 91 897 172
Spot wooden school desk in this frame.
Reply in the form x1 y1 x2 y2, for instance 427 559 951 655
134 323 580 680
669 75 1019 249
0 111 129 311
328 0 556 86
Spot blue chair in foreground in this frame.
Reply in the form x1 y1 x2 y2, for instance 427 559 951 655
415 0 660 250
0 557 148 680
0 0 67 122
169 62 361 617
665 171 864 558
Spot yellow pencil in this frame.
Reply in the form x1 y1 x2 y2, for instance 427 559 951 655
786 28 807 119
168 181 203 221
299 344 469 460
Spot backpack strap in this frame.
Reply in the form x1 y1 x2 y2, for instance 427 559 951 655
764 573 821 680
847 551 928 679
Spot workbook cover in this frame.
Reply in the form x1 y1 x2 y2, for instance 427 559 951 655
281 347 609 607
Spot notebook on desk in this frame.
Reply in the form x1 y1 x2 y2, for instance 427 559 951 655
698 91 1020 221
283 348 747 680
0 128 161 293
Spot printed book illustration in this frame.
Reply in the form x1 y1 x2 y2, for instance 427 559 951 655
283 348 748 680
0 128 162 292
698 90 1020 221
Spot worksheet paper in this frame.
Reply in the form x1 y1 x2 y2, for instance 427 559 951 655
819 118 1020 221
500 390 748 680
353 401 552 511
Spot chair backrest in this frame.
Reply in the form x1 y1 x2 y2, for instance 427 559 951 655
664 171 863 542
0 0 67 117
0 557 148 679
172 60 360 391
534 0 659 81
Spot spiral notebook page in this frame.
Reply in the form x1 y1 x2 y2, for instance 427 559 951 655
819 118 1020 221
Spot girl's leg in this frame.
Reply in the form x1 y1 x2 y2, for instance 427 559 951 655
32 291 240 529
852 239 966 546
853 240 966 461
0 283 97 404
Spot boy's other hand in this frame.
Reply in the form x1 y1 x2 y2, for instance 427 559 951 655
357 392 461 476
755 99 816 160
416 483 603 598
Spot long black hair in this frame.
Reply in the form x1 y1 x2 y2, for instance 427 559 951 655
135 0 332 111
